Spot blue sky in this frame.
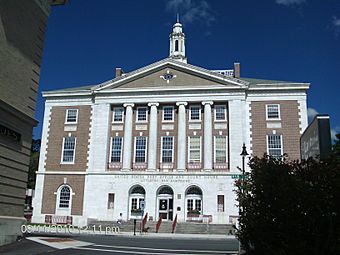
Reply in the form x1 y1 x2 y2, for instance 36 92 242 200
35 0 340 140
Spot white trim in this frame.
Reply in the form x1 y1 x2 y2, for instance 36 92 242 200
112 107 124 123
160 136 174 163
214 105 227 121
65 109 78 124
109 136 123 163
133 136 148 163
266 104 281 121
60 137 76 164
162 106 174 122
136 107 148 123
188 136 201 163
55 184 73 216
189 105 201 122
266 134 283 157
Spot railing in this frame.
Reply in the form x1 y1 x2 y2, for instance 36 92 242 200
45 215 73 225
108 162 122 170
211 69 234 77
186 214 213 223
160 163 174 171
133 163 147 170
187 163 202 171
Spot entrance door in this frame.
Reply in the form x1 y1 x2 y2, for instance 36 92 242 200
158 198 173 220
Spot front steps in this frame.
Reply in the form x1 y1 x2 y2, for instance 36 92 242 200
88 219 235 235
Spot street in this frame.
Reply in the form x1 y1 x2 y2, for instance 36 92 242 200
0 233 239 255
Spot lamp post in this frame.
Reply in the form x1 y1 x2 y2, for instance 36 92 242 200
240 143 249 179
239 143 248 254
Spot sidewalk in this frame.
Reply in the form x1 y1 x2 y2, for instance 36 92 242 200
22 226 236 240
116 231 236 240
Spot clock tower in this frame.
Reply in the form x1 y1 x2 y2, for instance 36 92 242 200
169 15 187 63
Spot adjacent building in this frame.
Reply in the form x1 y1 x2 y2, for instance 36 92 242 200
0 0 67 245
32 20 309 227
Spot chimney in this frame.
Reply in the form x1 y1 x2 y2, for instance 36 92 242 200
115 67 124 78
234 62 240 78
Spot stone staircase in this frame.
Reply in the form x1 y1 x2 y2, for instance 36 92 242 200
88 219 235 235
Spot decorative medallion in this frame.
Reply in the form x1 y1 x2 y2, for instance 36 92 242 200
160 70 177 84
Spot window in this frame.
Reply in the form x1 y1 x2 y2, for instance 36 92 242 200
58 186 70 208
110 137 123 162
65 109 78 124
161 136 173 163
217 195 224 212
135 137 147 163
61 137 76 163
113 107 124 122
215 105 227 121
267 134 283 159
189 106 201 121
131 198 138 210
215 136 227 163
266 104 280 120
163 106 174 122
188 137 201 163
107 193 115 209
137 107 148 122
195 200 202 211
187 199 193 211
175 40 179 51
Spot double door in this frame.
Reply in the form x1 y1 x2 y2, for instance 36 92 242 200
158 198 173 221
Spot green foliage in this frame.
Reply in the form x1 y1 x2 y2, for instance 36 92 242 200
235 155 340 255
27 139 41 189
334 133 340 162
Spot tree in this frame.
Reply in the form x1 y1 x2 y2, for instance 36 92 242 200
27 139 40 189
334 133 340 162
235 154 340 255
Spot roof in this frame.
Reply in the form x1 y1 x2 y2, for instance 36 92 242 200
42 59 310 96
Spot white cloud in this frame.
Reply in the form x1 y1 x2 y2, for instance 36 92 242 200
307 107 319 120
166 0 215 26
276 0 305 6
332 16 340 37
331 126 340 142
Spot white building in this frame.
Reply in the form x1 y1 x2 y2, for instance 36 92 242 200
32 20 309 227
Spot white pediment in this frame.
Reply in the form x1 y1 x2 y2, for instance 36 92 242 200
92 58 248 92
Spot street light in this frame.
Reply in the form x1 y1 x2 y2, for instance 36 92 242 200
239 143 249 254
240 143 249 178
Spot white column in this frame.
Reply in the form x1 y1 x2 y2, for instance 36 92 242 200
176 102 188 171
202 101 213 171
122 103 134 171
147 102 159 171
229 100 245 171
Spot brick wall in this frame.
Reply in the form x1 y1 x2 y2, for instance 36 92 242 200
45 105 91 171
41 174 85 215
250 100 301 160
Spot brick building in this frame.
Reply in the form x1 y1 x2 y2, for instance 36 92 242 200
32 20 309 226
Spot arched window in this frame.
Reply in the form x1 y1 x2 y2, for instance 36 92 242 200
175 40 179 51
130 186 145 195
59 186 70 208
129 185 146 218
158 186 174 195
185 185 203 216
186 186 202 195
